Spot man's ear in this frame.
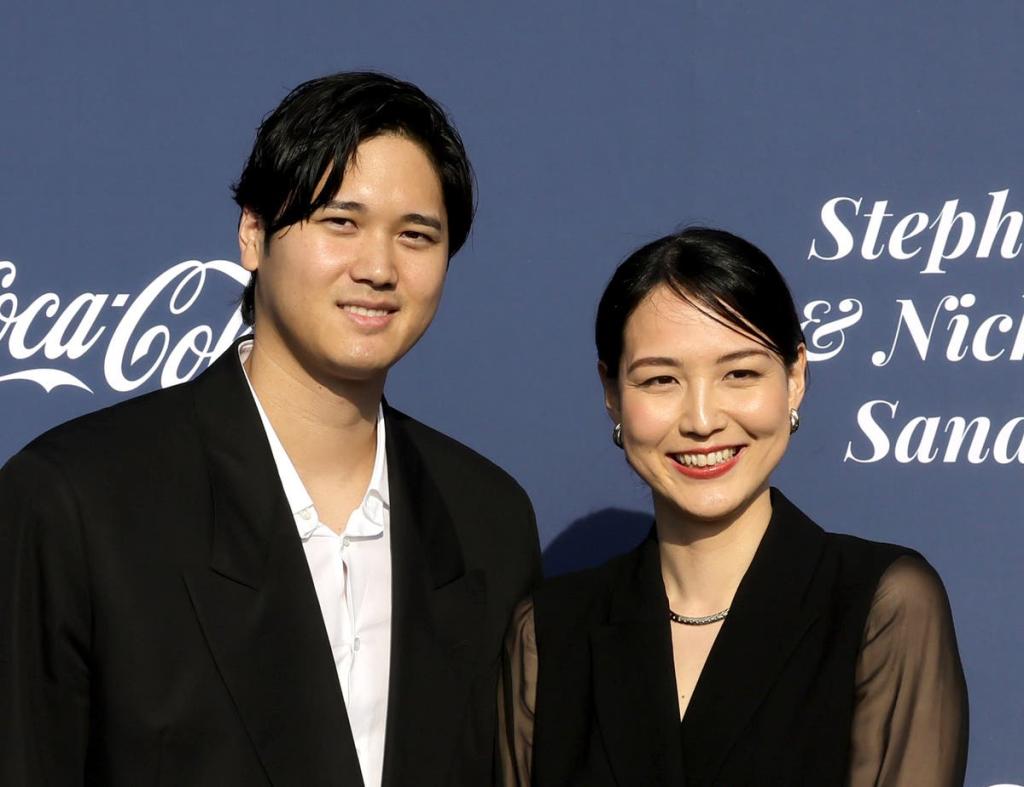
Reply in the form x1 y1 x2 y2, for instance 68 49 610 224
238 208 264 273
598 361 622 425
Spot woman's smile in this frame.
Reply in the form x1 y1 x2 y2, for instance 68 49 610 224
669 445 744 479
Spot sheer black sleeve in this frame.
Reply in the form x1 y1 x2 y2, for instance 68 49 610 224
847 555 968 787
497 598 537 787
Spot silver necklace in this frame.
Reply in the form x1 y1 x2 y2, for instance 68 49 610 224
669 607 729 626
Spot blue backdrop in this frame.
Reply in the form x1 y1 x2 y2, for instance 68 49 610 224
2 2 1021 783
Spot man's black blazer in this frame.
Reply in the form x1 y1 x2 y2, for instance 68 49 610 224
0 340 541 786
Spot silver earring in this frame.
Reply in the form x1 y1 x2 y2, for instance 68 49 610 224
613 423 624 448
789 408 800 434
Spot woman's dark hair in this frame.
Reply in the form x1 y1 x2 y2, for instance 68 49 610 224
596 228 805 378
232 71 475 325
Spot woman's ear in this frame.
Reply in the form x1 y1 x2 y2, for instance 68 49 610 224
788 344 808 411
238 208 264 273
598 361 622 425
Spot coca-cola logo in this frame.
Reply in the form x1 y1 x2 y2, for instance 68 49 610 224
0 260 248 393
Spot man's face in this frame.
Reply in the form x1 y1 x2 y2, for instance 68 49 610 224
240 133 449 386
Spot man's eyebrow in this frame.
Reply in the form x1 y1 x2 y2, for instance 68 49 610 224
324 200 365 212
402 213 443 232
716 349 773 364
626 356 680 373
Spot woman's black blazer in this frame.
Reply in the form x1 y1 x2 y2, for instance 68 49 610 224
500 490 968 787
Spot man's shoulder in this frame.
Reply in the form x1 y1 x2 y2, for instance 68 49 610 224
386 406 541 589
386 405 529 502
12 381 195 473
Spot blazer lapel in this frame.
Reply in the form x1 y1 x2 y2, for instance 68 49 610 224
591 535 686 787
182 341 362 787
380 407 487 787
680 489 827 784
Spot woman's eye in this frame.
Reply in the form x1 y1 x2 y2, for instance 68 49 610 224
726 369 760 380
641 375 676 387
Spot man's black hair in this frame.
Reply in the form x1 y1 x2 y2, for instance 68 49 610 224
232 71 475 325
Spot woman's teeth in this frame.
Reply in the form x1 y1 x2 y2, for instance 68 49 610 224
675 448 738 467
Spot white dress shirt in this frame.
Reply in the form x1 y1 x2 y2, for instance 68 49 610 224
238 341 392 787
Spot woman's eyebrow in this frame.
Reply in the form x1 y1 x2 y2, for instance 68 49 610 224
626 356 680 373
716 349 772 364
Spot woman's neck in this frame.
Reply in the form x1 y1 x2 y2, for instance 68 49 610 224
655 486 773 616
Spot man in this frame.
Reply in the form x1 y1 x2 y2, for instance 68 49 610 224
0 72 541 786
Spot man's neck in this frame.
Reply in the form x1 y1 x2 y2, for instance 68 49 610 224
244 338 383 485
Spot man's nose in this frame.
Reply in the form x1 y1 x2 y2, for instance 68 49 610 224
350 233 398 288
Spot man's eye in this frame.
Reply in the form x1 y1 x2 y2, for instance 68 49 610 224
326 217 355 227
402 230 437 243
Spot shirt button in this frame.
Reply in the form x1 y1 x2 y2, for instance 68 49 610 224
342 536 351 547
353 637 361 651
300 509 312 521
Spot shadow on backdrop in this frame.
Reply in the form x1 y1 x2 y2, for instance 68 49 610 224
542 508 653 577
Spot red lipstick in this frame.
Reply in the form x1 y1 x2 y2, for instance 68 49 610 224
668 447 743 480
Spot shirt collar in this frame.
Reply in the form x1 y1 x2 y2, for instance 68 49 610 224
237 339 389 539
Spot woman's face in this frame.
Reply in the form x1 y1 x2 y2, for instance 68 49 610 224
602 284 806 527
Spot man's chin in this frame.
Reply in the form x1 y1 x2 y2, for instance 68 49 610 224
322 359 393 385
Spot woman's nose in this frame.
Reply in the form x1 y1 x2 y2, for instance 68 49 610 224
678 382 725 437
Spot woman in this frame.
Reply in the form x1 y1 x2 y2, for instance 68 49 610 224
499 228 968 786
